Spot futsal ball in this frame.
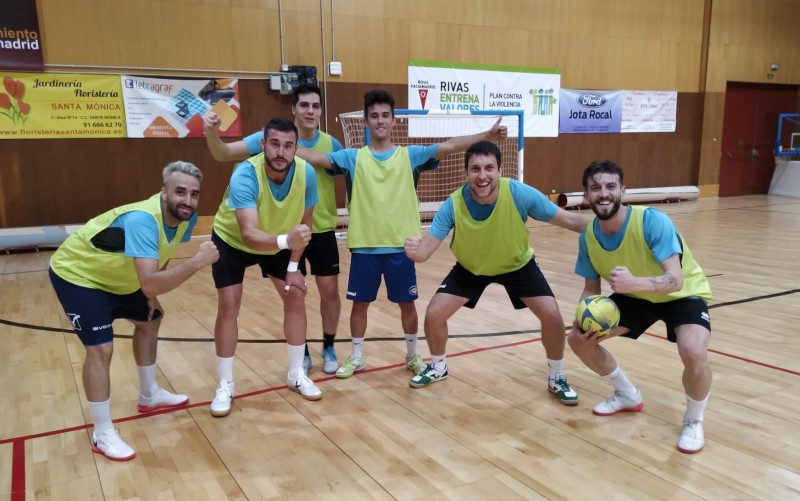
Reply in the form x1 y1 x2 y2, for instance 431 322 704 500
575 295 620 336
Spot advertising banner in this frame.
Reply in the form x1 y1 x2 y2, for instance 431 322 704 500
408 60 560 137
0 72 125 139
0 0 44 71
121 76 241 138
559 89 622 133
621 90 677 133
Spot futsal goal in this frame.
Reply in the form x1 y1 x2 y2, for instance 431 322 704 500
335 109 524 231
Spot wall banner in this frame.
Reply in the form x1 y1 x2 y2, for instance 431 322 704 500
0 0 44 71
621 90 677 133
0 72 125 139
121 76 241 138
408 60 560 137
559 89 622 133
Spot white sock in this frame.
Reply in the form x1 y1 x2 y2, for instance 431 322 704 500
405 333 418 358
684 393 710 422
601 366 638 397
431 354 447 371
287 344 306 378
352 337 364 359
547 359 564 379
137 364 159 397
216 355 235 386
88 399 114 435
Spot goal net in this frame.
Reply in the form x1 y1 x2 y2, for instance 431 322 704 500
336 109 524 230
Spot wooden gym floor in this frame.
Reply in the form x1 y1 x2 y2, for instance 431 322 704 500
1 195 799 500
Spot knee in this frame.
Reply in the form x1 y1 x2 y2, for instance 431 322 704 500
681 347 709 373
86 342 114 363
424 304 449 326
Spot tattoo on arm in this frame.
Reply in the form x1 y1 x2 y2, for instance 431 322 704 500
649 272 678 291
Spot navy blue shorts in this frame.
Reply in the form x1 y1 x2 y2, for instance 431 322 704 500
211 230 302 289
611 294 711 343
438 258 554 309
346 252 418 303
49 268 161 346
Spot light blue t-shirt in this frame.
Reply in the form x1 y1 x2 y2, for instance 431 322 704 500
326 144 440 254
243 129 344 155
228 160 318 211
429 179 558 240
110 211 197 260
575 207 682 280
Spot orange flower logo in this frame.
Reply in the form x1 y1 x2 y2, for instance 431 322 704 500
0 76 31 125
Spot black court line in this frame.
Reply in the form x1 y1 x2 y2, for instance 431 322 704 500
1 288 798 342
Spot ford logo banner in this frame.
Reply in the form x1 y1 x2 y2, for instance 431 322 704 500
577 94 607 108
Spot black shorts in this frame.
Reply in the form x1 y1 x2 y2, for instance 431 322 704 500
49 268 161 346
302 230 340 276
611 294 711 343
211 230 304 289
439 258 554 309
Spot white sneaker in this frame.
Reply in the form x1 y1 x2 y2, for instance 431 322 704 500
91 428 136 461
137 387 189 412
592 390 644 416
287 371 322 401
210 381 234 417
321 346 339 374
677 419 705 454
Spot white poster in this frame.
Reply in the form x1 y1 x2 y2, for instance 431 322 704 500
621 90 677 133
121 75 241 138
408 60 560 137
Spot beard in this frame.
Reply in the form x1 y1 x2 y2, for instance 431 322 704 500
165 198 194 222
265 155 290 173
591 197 622 221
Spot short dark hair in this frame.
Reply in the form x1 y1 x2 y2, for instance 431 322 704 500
363 90 395 118
292 83 322 107
464 141 502 170
264 117 298 140
582 160 624 189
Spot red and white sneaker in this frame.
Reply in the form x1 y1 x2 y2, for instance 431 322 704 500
137 387 189 412
592 390 644 416
91 428 136 461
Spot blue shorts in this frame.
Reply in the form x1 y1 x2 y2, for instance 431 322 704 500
49 268 161 346
346 252 418 303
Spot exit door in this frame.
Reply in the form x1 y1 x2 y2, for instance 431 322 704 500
719 82 798 197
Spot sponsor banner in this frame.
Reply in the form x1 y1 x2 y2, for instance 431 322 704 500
0 0 44 71
0 72 125 139
621 90 677 133
559 89 622 133
408 60 560 137
121 76 241 138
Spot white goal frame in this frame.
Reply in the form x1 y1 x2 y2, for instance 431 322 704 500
335 109 524 229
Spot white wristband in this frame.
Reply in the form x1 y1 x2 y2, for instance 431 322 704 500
287 261 299 273
277 234 289 250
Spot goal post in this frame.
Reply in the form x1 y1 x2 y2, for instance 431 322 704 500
336 109 524 228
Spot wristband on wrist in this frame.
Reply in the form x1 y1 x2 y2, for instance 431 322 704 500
287 261 299 273
277 234 289 250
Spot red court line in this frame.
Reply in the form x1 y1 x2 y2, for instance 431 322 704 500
6 333 799 500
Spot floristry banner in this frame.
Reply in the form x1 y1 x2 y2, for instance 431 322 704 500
0 72 125 139
121 76 241 138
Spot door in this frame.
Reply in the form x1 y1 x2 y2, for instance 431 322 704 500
719 82 798 197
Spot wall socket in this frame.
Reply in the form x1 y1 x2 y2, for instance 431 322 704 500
329 61 342 76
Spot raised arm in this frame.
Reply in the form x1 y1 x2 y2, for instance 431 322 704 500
134 240 219 299
203 112 251 162
296 147 333 169
234 208 311 253
435 117 508 160
608 254 684 295
549 208 592 233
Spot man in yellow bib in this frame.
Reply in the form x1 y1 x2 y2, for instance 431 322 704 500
403 141 589 405
49 161 219 461
568 160 712 454
209 117 320 417
204 84 344 375
297 90 507 381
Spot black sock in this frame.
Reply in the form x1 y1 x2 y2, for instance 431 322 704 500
304 344 310 357
323 333 335 350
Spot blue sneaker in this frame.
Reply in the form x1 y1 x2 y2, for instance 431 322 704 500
303 355 313 373
321 346 339 374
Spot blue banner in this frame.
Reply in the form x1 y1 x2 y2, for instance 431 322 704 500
559 89 622 133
